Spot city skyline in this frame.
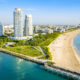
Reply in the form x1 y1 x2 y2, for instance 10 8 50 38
0 0 80 25
11 8 33 40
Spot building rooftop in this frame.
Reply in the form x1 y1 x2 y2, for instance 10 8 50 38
15 8 21 11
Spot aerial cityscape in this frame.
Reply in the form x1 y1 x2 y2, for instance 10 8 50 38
0 0 80 80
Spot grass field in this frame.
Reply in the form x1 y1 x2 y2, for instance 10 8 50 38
4 46 43 57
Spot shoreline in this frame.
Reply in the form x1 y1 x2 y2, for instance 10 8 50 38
72 40 80 64
0 32 80 78
49 29 80 72
0 29 80 73
0 47 80 78
0 48 50 65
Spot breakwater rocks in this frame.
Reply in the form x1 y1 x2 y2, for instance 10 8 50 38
0 48 80 80
0 48 46 65
44 64 80 80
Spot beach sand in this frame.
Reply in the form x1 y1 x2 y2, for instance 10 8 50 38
48 30 80 72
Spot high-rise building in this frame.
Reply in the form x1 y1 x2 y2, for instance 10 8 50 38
14 8 23 37
0 23 4 36
24 14 33 36
34 26 38 33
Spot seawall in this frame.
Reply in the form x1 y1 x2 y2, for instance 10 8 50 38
44 64 80 80
0 48 80 79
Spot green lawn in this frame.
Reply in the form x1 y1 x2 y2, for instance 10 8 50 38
4 46 43 57
1 28 79 59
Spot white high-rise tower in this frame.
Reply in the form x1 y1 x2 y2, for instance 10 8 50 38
0 23 4 36
24 14 33 36
14 8 23 37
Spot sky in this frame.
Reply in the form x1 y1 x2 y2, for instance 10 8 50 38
0 0 80 25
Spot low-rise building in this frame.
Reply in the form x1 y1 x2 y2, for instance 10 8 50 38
57 28 66 33
4 25 14 34
48 29 53 33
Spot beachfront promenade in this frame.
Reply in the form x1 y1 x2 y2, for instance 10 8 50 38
49 29 80 72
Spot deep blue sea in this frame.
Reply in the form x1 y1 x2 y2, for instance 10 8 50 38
0 52 67 80
73 33 80 56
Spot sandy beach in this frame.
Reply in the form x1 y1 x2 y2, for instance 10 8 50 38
49 30 80 72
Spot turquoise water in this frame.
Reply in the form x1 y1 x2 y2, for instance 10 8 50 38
0 52 67 80
73 33 80 56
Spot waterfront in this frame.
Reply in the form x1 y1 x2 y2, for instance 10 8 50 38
0 52 67 80
0 30 80 80
49 30 80 72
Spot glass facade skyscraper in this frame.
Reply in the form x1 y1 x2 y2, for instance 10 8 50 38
0 23 4 36
24 14 33 36
14 8 23 37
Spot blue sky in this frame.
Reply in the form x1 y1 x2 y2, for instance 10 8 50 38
0 0 80 25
